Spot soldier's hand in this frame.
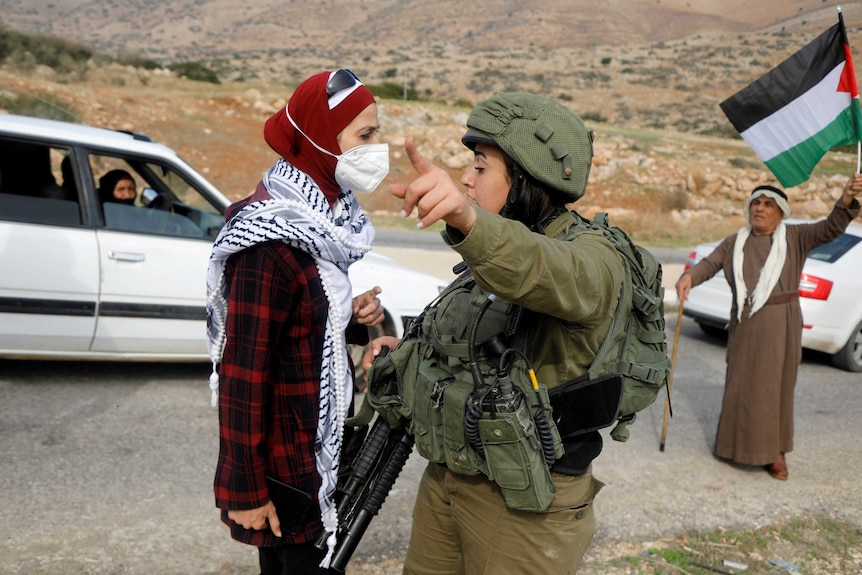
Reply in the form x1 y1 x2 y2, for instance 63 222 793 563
389 137 477 233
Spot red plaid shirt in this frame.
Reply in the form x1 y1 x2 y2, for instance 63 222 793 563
214 238 333 547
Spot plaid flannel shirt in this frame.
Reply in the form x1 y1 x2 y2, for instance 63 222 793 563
214 239 330 547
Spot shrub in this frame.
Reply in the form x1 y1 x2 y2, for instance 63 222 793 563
0 92 79 123
117 54 161 70
367 81 418 100
661 186 689 211
581 110 607 123
0 25 96 75
168 61 221 84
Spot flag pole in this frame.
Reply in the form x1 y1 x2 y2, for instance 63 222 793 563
839 6 862 173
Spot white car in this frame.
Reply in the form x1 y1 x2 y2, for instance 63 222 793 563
682 221 862 372
0 114 448 362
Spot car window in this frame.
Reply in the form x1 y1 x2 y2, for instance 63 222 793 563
90 154 224 240
0 139 82 227
808 233 860 263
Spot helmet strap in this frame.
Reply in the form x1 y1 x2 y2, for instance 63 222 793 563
500 163 566 233
499 163 527 220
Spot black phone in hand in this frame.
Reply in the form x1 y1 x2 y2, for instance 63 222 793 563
265 476 312 535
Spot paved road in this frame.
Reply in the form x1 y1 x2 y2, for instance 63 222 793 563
1 242 859 575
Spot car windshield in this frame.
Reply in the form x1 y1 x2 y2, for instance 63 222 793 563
808 233 861 263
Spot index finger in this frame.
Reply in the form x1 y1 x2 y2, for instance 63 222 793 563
354 286 382 309
404 136 434 177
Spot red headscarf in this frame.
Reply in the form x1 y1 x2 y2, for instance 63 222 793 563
264 71 375 204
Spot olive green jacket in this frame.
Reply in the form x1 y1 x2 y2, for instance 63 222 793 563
443 207 624 388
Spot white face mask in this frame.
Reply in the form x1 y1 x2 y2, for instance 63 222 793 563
285 109 390 194
333 143 390 194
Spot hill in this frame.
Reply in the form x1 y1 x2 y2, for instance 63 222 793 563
0 0 858 102
1 0 861 246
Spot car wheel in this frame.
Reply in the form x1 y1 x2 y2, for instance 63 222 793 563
696 321 727 339
831 319 862 372
348 312 397 392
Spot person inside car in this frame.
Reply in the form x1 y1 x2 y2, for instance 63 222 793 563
97 169 137 206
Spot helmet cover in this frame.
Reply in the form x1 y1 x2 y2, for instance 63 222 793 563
462 92 594 202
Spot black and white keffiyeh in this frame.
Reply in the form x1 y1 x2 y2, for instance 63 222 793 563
205 158 373 566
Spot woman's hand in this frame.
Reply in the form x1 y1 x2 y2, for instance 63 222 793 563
353 286 384 326
360 335 401 373
228 502 281 537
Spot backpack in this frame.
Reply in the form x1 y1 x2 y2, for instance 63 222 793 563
565 211 671 442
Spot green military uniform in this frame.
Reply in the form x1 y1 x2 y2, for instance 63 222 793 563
403 206 624 575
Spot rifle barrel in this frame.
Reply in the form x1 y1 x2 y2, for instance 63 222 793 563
330 431 415 572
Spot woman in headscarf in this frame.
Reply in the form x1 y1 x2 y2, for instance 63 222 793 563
206 69 389 574
676 176 861 480
97 169 137 205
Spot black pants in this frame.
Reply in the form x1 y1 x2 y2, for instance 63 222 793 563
258 542 335 575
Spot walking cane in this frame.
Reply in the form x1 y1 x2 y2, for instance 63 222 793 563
659 300 684 452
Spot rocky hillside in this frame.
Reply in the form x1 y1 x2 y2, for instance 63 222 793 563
4 63 855 248
1 0 859 106
2 0 861 245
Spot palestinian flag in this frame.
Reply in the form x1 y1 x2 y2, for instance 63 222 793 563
720 14 862 188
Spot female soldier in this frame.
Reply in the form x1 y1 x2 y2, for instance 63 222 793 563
367 93 624 575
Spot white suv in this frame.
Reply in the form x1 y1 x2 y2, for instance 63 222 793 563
0 114 446 361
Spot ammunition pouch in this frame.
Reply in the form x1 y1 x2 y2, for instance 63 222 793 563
476 382 560 512
354 278 564 512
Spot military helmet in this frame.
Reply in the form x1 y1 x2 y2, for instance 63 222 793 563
461 93 594 202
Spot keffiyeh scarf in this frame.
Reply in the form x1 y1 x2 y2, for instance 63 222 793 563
205 158 374 566
732 221 786 322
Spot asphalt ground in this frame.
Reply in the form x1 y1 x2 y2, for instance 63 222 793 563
1 242 859 575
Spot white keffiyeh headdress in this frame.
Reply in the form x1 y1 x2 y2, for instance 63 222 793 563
205 158 373 566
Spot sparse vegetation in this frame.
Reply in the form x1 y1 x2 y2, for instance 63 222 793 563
0 91 78 123
0 26 223 85
590 515 862 575
367 81 419 101
2 6 861 573
167 61 221 84
0 25 101 78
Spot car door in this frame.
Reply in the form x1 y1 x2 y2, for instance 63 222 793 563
93 230 215 356
0 140 100 355
87 154 225 357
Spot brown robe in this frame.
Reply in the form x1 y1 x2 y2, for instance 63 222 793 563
687 199 859 466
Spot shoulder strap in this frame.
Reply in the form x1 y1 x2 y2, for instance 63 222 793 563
543 210 578 239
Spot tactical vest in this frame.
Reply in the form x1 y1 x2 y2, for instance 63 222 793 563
354 210 669 511
356 272 564 512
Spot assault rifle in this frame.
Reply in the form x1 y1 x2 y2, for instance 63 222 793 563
317 414 414 572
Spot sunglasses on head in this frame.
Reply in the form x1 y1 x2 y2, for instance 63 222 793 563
326 69 361 98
